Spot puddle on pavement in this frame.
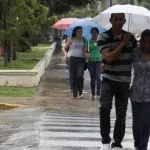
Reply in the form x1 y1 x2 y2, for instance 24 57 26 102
0 103 21 110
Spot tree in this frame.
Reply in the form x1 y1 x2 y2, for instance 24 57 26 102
113 0 150 8
0 0 50 67
62 7 99 18
0 0 97 67
138 0 150 9
38 0 95 16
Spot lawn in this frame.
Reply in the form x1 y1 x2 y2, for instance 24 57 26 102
0 43 50 97
0 86 37 97
0 43 50 70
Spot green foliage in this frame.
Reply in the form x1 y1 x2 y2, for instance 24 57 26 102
113 0 150 8
138 0 150 9
39 0 95 16
113 0 130 4
62 8 99 18
49 16 58 26
0 0 50 49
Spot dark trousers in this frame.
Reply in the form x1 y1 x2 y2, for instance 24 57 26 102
131 101 150 150
99 78 130 146
69 56 85 97
87 61 101 96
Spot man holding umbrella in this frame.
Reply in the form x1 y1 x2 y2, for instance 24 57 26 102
97 13 137 150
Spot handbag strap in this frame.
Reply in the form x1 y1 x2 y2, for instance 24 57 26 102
88 40 89 52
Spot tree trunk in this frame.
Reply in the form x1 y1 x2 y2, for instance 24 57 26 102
31 35 38 46
7 43 12 62
4 40 8 67
12 43 17 60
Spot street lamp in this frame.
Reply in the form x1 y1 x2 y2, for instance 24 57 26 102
110 0 112 6
106 0 112 9
130 0 137 5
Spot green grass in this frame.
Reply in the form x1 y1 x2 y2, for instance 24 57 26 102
0 43 51 70
17 43 50 59
0 58 39 69
0 86 37 97
36 43 51 47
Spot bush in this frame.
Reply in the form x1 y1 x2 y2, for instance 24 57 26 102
15 39 31 52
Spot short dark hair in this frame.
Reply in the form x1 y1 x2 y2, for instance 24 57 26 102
90 27 99 34
72 26 82 38
141 29 150 40
110 13 125 20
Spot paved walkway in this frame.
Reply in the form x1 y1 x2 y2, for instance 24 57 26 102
38 111 134 150
0 48 149 150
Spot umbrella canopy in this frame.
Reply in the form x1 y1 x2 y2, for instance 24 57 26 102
51 18 77 30
64 18 106 40
92 4 150 34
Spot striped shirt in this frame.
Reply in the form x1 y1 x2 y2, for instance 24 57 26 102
97 28 137 83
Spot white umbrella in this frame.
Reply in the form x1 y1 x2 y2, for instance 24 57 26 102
92 4 150 34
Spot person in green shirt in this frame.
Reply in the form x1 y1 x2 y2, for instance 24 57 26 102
84 27 102 100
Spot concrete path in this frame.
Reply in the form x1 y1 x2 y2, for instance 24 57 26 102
0 48 149 150
38 111 134 150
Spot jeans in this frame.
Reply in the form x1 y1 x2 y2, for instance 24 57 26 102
87 61 101 96
131 101 150 150
69 56 86 97
99 78 130 146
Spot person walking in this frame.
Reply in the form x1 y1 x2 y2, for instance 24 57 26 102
62 35 73 91
84 27 102 100
130 29 150 150
97 13 137 150
62 26 86 99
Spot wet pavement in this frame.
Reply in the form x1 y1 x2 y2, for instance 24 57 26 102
0 107 42 150
0 47 150 150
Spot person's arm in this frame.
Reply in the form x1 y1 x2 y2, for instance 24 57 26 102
101 33 131 63
62 38 72 60
83 40 89 59
83 47 89 59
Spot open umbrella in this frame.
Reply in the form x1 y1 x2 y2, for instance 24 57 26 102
92 4 150 34
51 18 77 30
64 18 106 40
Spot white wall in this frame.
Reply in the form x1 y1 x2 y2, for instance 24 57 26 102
0 43 56 87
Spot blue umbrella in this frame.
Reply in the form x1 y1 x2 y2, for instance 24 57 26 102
64 18 106 40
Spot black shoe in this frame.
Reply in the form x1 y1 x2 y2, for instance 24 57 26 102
111 142 122 149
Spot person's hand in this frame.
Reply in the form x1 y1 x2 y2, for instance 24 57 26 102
100 63 106 71
84 53 90 59
122 33 131 45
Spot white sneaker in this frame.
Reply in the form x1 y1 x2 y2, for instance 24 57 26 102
112 147 121 150
100 144 111 150
97 95 100 100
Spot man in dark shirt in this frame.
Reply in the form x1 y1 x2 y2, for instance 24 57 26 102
97 13 137 150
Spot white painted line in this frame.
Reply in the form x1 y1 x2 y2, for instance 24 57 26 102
40 122 99 126
43 116 100 120
39 139 101 148
40 126 132 132
39 139 150 148
41 118 100 123
41 118 132 125
40 132 133 139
